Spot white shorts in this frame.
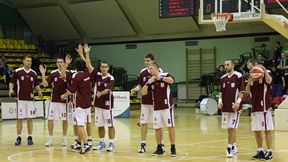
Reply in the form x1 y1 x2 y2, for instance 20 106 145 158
140 104 154 124
153 108 175 129
95 108 114 127
221 112 241 129
73 107 91 126
251 110 274 131
47 102 67 120
17 100 36 119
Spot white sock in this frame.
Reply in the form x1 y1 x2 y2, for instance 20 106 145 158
228 144 233 148
267 149 272 152
88 136 92 140
141 141 146 144
17 135 21 138
75 136 79 140
100 138 105 142
48 136 53 140
257 148 264 151
62 136 66 139
110 139 114 143
28 134 32 137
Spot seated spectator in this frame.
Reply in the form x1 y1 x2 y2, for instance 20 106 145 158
271 64 285 97
282 40 288 56
277 52 288 71
32 54 41 75
273 41 283 62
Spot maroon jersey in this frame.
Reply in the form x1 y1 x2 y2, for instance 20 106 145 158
219 71 245 112
67 71 91 109
249 71 272 112
10 68 39 101
91 69 115 110
149 73 174 111
47 69 72 103
138 68 153 105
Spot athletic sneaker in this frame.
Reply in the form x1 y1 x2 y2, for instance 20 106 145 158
153 145 164 156
87 139 93 148
171 147 177 157
251 150 265 160
162 144 165 152
138 143 146 153
80 144 91 154
45 139 54 147
93 141 106 150
226 147 233 158
62 137 67 146
232 145 238 155
261 151 273 161
70 140 81 150
106 142 114 152
27 136 33 145
15 136 22 146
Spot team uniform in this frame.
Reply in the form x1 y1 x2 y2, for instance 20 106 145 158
148 73 175 129
219 71 245 129
46 70 71 120
67 71 92 126
10 68 39 119
138 68 154 124
249 74 274 131
91 69 115 127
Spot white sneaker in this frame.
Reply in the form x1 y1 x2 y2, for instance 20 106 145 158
93 141 106 150
232 145 238 155
106 142 114 152
62 137 67 146
45 139 54 147
226 147 233 158
87 139 93 147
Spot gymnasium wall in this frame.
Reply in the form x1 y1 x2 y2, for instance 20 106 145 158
91 35 286 82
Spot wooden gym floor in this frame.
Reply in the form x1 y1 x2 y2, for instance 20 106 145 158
0 108 287 162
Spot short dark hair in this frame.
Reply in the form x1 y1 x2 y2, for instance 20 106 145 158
23 56 32 60
247 58 258 66
225 59 235 65
100 61 110 68
74 58 86 71
144 53 155 61
56 57 64 61
150 62 160 69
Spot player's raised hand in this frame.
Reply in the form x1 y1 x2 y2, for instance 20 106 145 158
39 65 46 75
65 54 72 66
76 44 84 55
83 43 91 54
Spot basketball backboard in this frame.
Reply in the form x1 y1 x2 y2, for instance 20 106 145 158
198 0 264 24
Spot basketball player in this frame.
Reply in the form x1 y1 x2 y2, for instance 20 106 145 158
218 60 245 158
141 62 176 157
61 58 92 154
39 55 72 147
76 43 116 152
9 56 43 146
130 53 164 153
246 59 273 160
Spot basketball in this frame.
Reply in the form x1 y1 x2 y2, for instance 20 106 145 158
249 66 264 81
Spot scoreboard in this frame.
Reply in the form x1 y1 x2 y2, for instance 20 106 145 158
159 0 288 18
159 0 195 18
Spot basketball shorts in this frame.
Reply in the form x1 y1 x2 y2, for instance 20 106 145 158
17 100 36 119
153 107 175 129
251 110 274 131
140 104 154 124
95 107 114 127
73 107 91 126
221 112 241 129
47 102 67 120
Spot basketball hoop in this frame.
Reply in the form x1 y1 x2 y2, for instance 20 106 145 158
211 13 233 32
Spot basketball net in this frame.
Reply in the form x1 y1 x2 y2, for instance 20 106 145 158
211 13 231 32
